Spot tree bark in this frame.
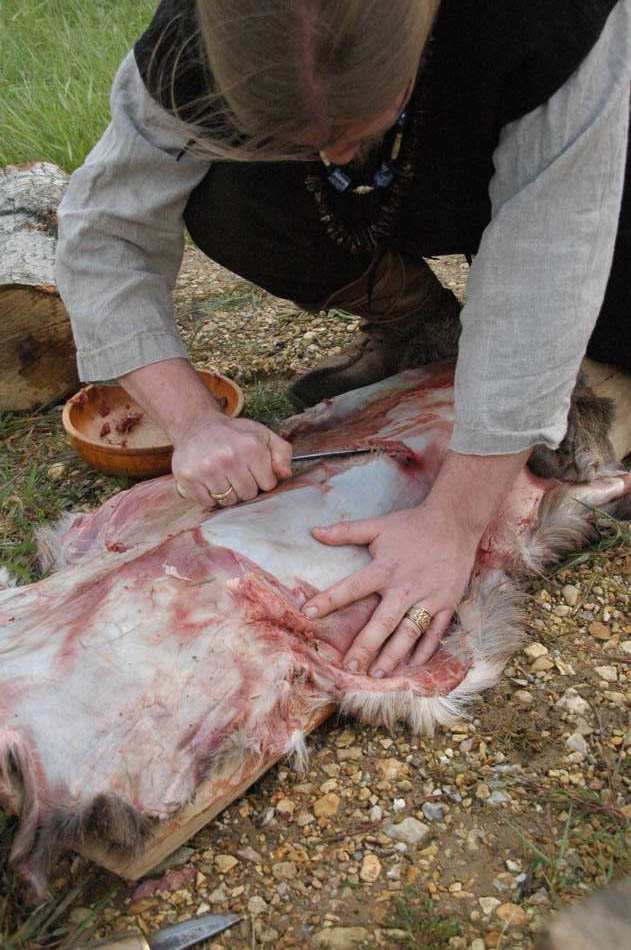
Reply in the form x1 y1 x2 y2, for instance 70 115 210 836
1 162 79 411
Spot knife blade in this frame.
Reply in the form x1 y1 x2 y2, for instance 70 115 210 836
292 447 374 463
77 913 242 950
150 913 242 950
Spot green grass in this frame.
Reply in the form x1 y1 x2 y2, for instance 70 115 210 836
0 0 156 171
386 893 461 949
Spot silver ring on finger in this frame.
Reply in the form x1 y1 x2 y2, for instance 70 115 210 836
208 482 235 502
404 605 433 635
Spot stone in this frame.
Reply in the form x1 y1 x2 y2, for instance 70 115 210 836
531 656 554 672
529 887 550 905
553 604 571 617
523 642 548 660
296 810 315 827
314 793 341 818
602 691 627 706
47 462 66 482
360 854 382 883
619 640 631 655
215 854 238 873
209 885 228 903
513 689 533 706
375 758 409 781
562 585 579 606
275 798 295 819
470 940 485 950
369 805 383 822
556 687 591 716
313 927 370 949
422 802 446 822
393 798 406 812
594 665 618 683
272 861 297 880
495 903 528 927
321 778 339 794
566 733 588 755
488 790 510 805
476 783 491 800
335 729 356 748
383 818 430 845
479 897 501 916
248 895 268 916
237 846 262 863
589 621 612 641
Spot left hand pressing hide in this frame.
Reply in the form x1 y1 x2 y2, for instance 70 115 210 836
302 502 481 676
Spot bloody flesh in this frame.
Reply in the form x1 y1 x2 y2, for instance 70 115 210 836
1 361 629 891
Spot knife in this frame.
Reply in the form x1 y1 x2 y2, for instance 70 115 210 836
292 447 374 462
77 913 242 950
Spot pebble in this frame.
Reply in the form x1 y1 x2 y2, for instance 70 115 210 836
393 798 406 812
359 854 382 882
375 758 409 781
478 897 501 915
513 689 533 706
296 810 315 827
619 640 631 655
562 584 579 606
531 657 554 672
553 604 571 617
589 621 612 641
275 798 295 819
475 783 491 800
248 895 268 916
566 733 589 755
523 642 549 659
470 940 485 950
237 846 261 863
488 791 510 805
313 927 370 949
495 902 528 926
556 687 591 716
47 462 66 482
314 793 340 818
383 818 430 844
215 854 238 873
369 805 383 822
422 802 446 822
594 665 618 683
272 861 297 880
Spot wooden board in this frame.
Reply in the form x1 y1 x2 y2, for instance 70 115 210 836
80 704 335 880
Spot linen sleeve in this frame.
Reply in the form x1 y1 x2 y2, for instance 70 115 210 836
55 51 211 382
450 0 631 456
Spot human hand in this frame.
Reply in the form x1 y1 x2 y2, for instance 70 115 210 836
302 501 480 674
172 413 293 508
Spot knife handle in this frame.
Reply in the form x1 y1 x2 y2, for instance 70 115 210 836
76 934 150 950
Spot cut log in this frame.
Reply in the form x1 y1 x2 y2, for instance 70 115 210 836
0 162 78 411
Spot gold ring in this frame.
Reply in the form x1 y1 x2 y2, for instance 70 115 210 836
209 483 234 502
175 482 188 499
405 605 433 634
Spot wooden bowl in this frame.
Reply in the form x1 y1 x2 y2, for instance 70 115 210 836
62 368 244 479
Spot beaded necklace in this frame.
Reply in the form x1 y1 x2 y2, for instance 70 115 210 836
304 69 425 256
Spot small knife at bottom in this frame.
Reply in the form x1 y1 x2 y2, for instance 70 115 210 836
78 913 242 950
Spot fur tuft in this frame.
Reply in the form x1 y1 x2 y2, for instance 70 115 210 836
36 513 79 575
339 572 524 733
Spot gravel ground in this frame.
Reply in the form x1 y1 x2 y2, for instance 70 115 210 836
5 249 630 949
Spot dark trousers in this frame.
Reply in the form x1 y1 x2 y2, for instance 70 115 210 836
183 156 631 372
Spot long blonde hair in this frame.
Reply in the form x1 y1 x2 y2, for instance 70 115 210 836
187 0 438 161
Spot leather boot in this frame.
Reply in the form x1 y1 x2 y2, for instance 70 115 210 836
288 249 462 408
